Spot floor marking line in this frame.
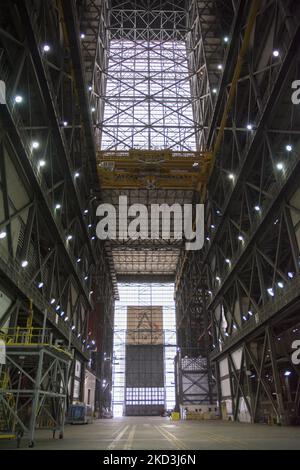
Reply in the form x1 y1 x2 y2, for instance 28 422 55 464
154 425 188 450
107 425 130 450
123 425 136 450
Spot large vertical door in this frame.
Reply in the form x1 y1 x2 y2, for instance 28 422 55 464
125 345 164 416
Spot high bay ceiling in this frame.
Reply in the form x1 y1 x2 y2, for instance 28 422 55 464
79 0 233 280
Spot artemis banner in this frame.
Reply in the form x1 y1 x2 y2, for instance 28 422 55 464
126 306 163 345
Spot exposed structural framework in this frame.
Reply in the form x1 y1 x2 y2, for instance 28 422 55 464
177 0 300 425
0 325 70 447
0 0 116 444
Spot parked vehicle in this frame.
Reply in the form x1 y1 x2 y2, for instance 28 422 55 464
67 403 93 424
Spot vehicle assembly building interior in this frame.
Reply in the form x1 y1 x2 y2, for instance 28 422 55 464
0 0 300 452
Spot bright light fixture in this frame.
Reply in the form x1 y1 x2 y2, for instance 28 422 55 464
267 288 275 297
43 44 50 52
55 204 61 210
32 141 39 149
38 282 44 288
14 95 23 103
39 159 46 167
286 145 293 152
0 231 7 239
21 260 28 268
273 50 279 57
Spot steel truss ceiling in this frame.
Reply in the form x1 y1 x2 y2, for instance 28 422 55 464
79 0 229 280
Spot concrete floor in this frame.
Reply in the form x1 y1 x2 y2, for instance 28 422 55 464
2 417 300 450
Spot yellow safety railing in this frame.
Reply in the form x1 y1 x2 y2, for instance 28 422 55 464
0 327 51 346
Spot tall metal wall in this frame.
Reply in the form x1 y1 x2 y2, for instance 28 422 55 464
176 0 300 424
0 0 115 435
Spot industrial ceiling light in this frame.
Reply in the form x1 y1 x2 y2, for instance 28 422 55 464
225 259 231 264
38 282 44 288
224 36 229 43
91 236 96 240
238 235 244 242
77 258 81 263
66 235 73 241
228 173 235 180
42 44 50 52
84 209 88 214
88 85 92 91
55 204 61 210
246 124 253 131
89 290 93 295
273 50 280 57
63 121 68 127
84 275 88 280
64 316 69 322
74 172 80 178
91 107 96 112
21 260 28 268
284 371 292 377
14 95 23 103
276 163 284 170
217 64 223 70
80 33 85 39
254 205 261 212
286 145 293 152
55 305 60 311
88 224 92 228
38 159 46 167
267 288 275 297
0 231 7 239
50 298 55 304
288 272 295 279
212 88 217 94
31 141 39 149
277 281 284 289
71 325 76 330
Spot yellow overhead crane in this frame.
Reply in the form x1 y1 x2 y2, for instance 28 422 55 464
96 149 212 191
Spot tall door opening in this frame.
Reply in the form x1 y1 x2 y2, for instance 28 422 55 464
112 283 176 417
